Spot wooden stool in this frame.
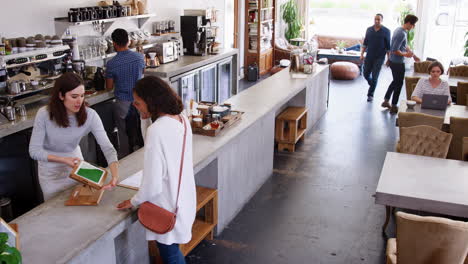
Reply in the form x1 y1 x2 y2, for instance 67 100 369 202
149 186 218 263
275 107 308 152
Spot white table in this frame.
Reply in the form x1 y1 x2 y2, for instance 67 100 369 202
398 100 468 128
375 152 468 234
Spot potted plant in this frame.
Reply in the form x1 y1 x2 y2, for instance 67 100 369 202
281 0 302 42
336 40 347 54
0 233 21 264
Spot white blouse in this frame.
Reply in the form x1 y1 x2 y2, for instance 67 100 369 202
131 115 196 245
411 78 452 102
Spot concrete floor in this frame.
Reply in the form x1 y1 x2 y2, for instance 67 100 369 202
187 67 401 264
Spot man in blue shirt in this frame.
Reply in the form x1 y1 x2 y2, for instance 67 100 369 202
382 14 420 114
361 14 391 102
106 28 145 158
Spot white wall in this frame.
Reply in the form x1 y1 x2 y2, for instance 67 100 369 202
0 0 230 48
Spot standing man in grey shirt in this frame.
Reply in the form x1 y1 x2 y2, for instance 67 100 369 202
382 14 420 114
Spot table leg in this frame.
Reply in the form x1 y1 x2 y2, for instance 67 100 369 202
382 205 393 236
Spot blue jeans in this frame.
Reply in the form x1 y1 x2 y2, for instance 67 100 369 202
384 62 406 106
363 56 385 97
345 44 361 51
157 242 186 264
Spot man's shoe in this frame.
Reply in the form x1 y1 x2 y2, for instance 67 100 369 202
390 105 398 114
381 100 391 108
367 96 373 102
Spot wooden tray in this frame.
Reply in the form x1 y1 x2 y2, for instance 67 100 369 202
192 111 244 137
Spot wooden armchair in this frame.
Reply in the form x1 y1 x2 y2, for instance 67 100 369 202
404 76 420 100
413 61 431 73
456 81 468 106
397 125 452 158
386 212 468 264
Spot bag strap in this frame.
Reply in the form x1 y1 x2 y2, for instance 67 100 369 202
174 115 187 214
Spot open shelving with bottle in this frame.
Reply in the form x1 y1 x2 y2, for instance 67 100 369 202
244 0 275 76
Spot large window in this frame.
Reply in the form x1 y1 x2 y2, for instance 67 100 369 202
422 0 468 65
308 0 417 39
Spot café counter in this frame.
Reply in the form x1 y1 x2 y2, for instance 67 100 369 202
12 64 330 264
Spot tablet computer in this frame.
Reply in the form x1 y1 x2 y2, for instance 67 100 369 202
70 161 108 189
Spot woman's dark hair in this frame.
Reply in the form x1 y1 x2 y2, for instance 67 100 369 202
48 72 87 128
133 76 183 120
111 28 129 47
404 14 418 25
428 61 444 75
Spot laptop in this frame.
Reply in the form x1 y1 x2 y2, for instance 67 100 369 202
421 94 449 111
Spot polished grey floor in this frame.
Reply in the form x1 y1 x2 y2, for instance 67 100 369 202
187 67 401 264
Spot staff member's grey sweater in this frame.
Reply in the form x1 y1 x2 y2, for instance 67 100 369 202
29 106 118 164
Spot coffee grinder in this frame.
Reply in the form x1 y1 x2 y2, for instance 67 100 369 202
180 16 212 56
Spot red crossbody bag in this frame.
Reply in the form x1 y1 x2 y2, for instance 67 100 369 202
137 115 187 234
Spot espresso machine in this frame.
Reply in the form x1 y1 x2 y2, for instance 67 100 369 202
180 16 214 56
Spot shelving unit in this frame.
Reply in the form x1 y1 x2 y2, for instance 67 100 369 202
83 43 157 64
275 107 308 152
244 0 275 76
54 14 155 37
148 186 218 262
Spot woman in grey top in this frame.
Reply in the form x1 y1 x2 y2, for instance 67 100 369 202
411 61 452 104
29 73 119 201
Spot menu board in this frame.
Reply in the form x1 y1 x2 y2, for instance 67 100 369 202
70 161 107 189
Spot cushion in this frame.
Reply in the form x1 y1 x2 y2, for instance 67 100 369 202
330 61 360 80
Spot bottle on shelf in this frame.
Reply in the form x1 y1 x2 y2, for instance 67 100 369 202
4 40 12 55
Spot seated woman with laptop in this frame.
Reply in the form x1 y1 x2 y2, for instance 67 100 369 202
411 61 452 105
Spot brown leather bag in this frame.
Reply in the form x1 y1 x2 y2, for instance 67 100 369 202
137 115 187 234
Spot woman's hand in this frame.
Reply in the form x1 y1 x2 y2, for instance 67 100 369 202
102 177 118 190
117 199 133 210
61 157 81 168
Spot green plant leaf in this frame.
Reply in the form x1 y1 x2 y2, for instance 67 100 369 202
0 233 7 245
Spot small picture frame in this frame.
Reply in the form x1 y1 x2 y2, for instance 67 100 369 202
70 161 108 189
0 218 18 249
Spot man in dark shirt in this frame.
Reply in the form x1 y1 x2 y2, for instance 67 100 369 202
106 28 145 158
361 14 391 102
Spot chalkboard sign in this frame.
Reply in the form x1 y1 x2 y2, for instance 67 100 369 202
0 218 18 248
70 161 107 189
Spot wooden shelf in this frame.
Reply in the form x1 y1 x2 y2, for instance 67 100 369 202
275 107 308 152
180 220 216 255
247 47 273 55
244 0 275 76
248 19 273 24
196 186 217 211
277 107 307 121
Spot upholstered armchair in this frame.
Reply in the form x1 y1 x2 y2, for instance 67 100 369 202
449 65 468 77
397 125 452 158
447 117 468 160
386 212 468 264
274 37 301 63
413 61 431 74
404 76 420 100
398 112 444 130
463 137 468 161
457 81 468 106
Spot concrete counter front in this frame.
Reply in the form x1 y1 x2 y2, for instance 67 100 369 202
12 65 330 264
